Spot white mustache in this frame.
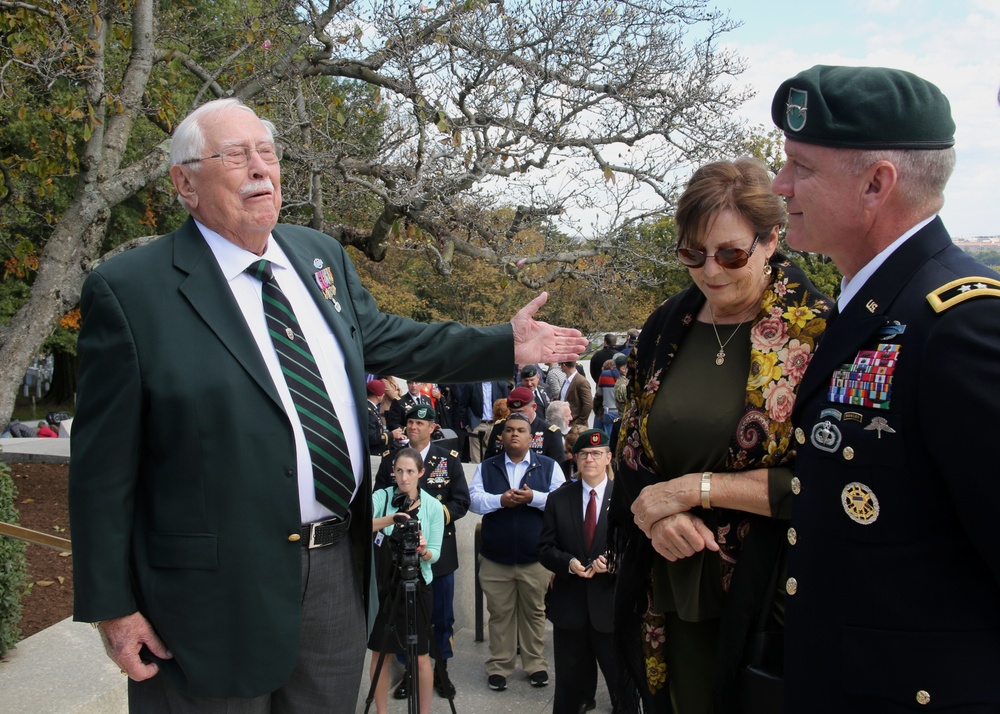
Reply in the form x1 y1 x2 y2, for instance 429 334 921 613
240 179 274 197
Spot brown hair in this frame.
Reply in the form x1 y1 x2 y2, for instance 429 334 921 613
492 397 511 422
675 157 786 249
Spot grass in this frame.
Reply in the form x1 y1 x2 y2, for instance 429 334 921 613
10 396 74 425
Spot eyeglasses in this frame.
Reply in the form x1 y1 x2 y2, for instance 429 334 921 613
676 234 761 269
179 143 283 168
577 450 609 461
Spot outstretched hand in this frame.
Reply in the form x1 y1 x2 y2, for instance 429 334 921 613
511 292 589 365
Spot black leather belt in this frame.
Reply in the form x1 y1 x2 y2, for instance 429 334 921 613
300 513 351 549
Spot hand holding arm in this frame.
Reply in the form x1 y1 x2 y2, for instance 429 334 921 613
632 468 772 536
649 513 719 562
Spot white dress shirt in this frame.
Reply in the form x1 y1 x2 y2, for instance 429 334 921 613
469 453 565 514
201 222 363 524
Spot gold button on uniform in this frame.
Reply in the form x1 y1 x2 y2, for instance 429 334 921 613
288 533 301 542
916 690 931 705
843 446 855 460
787 528 797 545
785 577 798 595
794 427 805 444
791 477 801 495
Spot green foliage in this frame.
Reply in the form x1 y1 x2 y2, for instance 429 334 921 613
0 461 28 656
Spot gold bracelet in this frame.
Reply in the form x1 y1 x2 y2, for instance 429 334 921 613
701 472 712 509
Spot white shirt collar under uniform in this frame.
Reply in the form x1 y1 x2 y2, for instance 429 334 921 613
838 215 936 312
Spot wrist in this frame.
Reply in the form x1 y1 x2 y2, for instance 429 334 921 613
701 471 712 510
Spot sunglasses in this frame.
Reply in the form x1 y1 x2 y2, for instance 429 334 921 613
676 234 761 269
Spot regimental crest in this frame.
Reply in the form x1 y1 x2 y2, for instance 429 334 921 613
786 88 808 132
842 481 880 525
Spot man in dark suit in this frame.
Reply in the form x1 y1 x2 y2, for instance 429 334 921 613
373 404 468 698
458 380 511 463
771 66 1000 711
366 379 391 459
68 98 587 712
539 429 619 714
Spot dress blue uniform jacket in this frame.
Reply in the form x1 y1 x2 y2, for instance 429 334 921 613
785 218 1000 712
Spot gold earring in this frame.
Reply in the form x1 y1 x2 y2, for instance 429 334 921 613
763 264 773 277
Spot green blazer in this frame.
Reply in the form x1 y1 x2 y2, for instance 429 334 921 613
69 218 512 696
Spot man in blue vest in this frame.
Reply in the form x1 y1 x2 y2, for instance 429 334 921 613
470 413 565 692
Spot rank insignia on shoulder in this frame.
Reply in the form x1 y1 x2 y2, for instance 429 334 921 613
450 450 459 458
548 424 560 432
927 277 1000 313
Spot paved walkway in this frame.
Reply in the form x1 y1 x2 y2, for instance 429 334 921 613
1 436 613 713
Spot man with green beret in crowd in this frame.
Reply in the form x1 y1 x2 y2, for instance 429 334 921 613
772 65 1000 711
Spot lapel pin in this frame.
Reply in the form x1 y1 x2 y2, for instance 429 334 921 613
866 299 878 313
313 258 324 269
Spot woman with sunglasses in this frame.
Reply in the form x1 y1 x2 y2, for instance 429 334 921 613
609 158 833 713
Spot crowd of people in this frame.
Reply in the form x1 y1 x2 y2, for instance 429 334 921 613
67 62 1000 714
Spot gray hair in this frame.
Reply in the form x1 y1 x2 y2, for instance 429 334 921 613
839 147 956 215
546 400 570 431
170 98 276 169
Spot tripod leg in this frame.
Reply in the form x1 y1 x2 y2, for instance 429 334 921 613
363 586 406 714
418 584 459 714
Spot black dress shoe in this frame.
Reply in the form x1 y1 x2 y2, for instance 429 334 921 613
578 698 597 713
434 664 457 697
529 670 549 687
393 672 409 700
488 674 507 691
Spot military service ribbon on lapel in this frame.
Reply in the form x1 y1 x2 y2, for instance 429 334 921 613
313 267 342 312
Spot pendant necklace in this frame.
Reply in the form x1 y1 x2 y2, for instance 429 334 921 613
708 305 748 366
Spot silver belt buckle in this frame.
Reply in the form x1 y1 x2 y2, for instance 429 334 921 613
307 521 321 549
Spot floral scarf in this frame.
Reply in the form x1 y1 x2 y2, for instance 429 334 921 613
610 255 832 708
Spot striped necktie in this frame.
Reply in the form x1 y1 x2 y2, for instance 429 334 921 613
246 259 353 518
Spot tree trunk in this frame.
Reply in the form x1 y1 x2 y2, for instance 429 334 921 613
40 349 78 407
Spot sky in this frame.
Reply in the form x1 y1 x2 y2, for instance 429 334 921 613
718 0 1000 238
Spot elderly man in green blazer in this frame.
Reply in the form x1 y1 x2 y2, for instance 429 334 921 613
68 98 586 713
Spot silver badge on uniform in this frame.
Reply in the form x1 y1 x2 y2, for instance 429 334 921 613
842 482 879 524
810 420 842 453
864 416 896 439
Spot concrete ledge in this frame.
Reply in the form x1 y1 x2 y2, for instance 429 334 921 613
0 438 71 465
0 617 126 713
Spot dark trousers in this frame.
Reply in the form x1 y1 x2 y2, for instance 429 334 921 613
128 536 366 713
552 624 616 714
431 571 455 660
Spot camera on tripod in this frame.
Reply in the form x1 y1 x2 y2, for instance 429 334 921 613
388 512 422 582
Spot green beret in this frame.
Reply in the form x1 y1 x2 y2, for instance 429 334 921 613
771 65 955 150
405 404 436 422
572 428 610 455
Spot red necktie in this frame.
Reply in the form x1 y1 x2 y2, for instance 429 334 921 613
584 489 597 551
